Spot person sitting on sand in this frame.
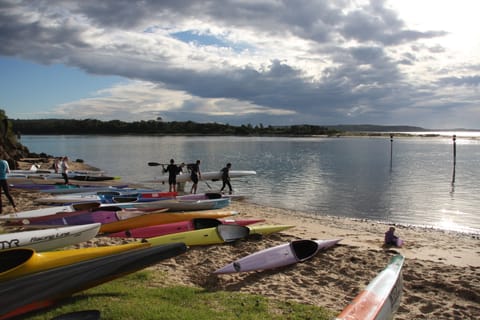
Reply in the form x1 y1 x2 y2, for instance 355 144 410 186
384 226 399 246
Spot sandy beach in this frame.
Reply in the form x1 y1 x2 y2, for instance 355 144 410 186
3 159 480 319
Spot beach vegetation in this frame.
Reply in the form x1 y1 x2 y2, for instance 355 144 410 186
22 270 334 320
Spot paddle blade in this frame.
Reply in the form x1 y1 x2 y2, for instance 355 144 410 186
148 162 162 166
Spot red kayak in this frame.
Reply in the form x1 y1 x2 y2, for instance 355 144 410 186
106 217 265 238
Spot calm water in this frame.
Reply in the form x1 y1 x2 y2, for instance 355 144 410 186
20 135 480 234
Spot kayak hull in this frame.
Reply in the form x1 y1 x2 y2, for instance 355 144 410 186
335 255 405 320
145 224 294 246
107 218 265 238
214 239 341 274
0 242 148 281
149 170 256 183
99 209 236 233
0 223 101 252
16 208 160 227
34 191 176 205
107 197 231 212
0 243 187 319
145 224 250 246
0 202 101 220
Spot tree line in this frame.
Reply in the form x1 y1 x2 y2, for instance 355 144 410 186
11 119 340 136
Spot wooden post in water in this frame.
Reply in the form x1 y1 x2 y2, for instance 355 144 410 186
451 135 456 192
390 134 394 170
453 135 457 165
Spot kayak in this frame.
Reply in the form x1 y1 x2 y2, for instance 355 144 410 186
7 172 119 181
43 173 120 181
247 224 295 236
0 223 101 252
42 185 131 194
0 202 101 220
0 241 148 281
0 243 187 319
214 238 341 274
4 207 167 228
34 191 176 204
10 183 99 191
98 209 237 233
106 218 265 238
102 197 231 212
176 192 248 201
147 170 257 183
335 255 405 320
145 224 294 246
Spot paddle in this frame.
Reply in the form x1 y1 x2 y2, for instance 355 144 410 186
204 180 212 189
147 162 168 166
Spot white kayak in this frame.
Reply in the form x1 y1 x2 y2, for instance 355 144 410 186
147 170 256 183
0 202 101 220
214 239 341 274
335 254 405 320
0 223 101 252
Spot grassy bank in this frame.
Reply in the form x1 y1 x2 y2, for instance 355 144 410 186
23 270 334 320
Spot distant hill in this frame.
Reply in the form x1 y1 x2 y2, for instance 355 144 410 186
329 124 426 132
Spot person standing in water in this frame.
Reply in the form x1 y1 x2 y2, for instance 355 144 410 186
220 163 233 194
163 159 180 193
0 159 16 213
189 160 201 194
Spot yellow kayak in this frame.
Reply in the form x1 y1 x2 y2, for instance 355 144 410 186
248 224 295 236
0 242 148 281
99 210 236 233
146 224 294 247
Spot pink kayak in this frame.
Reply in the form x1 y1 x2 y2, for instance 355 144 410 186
106 218 265 238
214 239 341 274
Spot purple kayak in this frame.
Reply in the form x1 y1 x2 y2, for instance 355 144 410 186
214 238 341 274
8 207 159 227
106 217 265 238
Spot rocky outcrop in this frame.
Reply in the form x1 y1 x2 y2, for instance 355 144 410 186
0 110 30 169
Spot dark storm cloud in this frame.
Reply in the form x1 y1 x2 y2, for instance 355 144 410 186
0 1 90 62
2 0 472 128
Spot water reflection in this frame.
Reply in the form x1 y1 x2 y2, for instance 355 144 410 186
21 135 480 233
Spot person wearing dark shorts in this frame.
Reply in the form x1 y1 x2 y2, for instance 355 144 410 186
163 159 179 193
189 160 201 194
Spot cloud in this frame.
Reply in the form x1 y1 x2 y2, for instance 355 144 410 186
0 0 478 128
54 80 295 122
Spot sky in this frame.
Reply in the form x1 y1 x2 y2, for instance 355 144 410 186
0 0 479 129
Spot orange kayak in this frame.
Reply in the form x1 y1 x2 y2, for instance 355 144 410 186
99 209 237 233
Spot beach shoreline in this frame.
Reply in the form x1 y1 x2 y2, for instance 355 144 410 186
3 159 480 319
